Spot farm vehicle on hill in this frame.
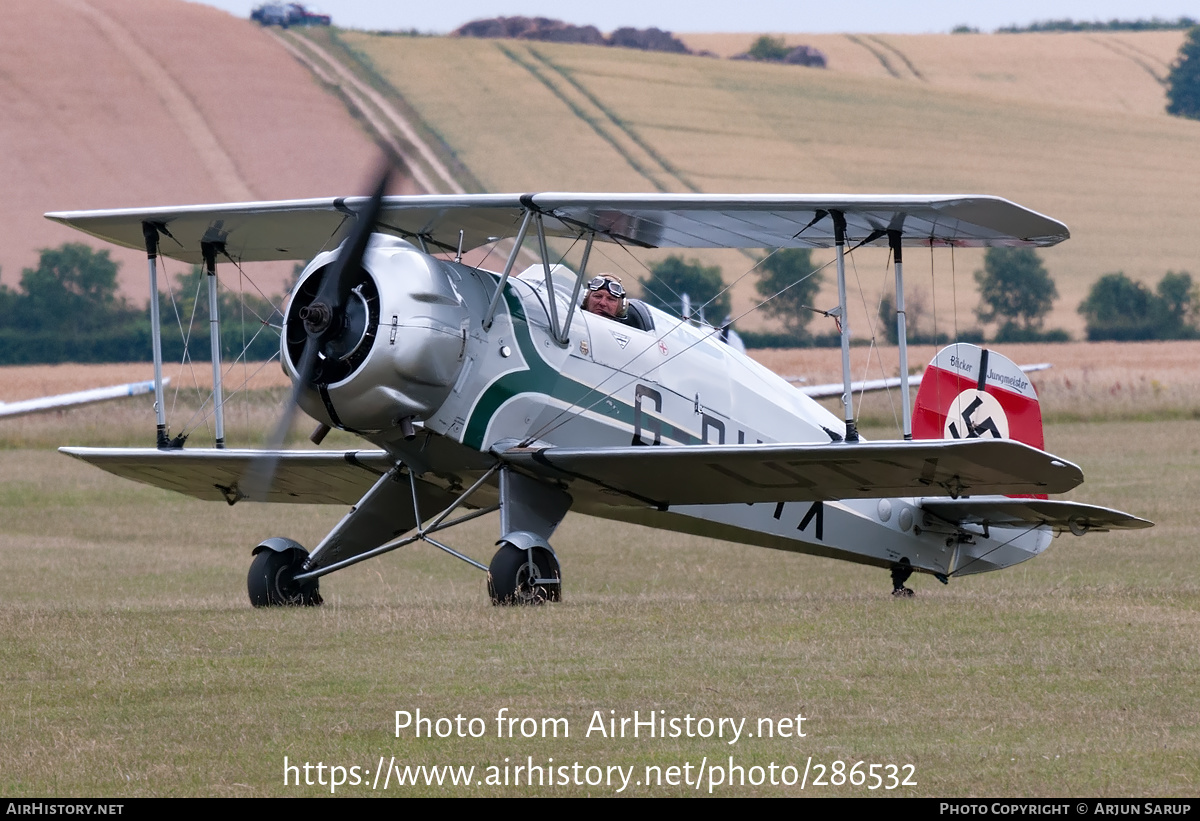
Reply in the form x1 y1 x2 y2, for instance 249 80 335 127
250 3 331 27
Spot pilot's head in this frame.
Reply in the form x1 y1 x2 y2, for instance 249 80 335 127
582 274 627 320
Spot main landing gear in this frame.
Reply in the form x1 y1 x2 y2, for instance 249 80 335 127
244 464 571 607
487 534 562 605
248 538 323 606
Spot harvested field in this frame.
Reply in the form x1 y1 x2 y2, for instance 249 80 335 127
338 32 1200 338
680 31 1185 118
0 360 289 402
1 0 404 299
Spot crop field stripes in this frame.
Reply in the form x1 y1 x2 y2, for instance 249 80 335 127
289 29 483 195
1087 36 1169 85
73 0 254 201
275 32 441 193
844 35 904 80
525 48 701 194
495 43 675 194
866 37 925 81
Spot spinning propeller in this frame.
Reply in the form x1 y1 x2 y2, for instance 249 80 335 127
243 166 393 500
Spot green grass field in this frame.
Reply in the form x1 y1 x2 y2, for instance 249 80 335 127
1 394 1195 796
325 31 1200 339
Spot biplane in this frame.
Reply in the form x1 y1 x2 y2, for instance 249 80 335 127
47 179 1151 605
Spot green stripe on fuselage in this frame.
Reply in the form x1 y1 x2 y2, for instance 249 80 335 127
462 285 700 450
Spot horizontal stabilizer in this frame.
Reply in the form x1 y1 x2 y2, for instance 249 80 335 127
59 447 394 505
47 193 1069 264
498 438 1083 508
921 498 1153 534
800 363 1049 399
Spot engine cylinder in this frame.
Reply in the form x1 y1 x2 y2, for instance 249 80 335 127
283 236 469 432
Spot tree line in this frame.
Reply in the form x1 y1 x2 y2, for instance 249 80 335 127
995 17 1196 33
1 241 1195 364
0 243 282 364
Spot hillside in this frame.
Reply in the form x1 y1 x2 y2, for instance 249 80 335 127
5 5 1198 340
681 31 1184 118
0 0 405 299
333 29 1200 337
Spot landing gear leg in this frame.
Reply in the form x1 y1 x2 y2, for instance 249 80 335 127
491 467 571 605
891 558 915 598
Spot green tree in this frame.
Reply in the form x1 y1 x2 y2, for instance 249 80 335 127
1079 269 1198 340
1152 270 1198 335
1167 26 1200 119
755 248 822 341
158 265 283 361
639 256 729 323
748 35 790 61
14 243 136 333
974 247 1058 337
1078 272 1158 340
0 271 15 318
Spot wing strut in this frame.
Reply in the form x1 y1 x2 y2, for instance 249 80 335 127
482 209 533 331
557 230 594 344
534 212 566 347
141 222 170 449
201 241 226 448
832 210 858 442
480 204 594 346
889 228 913 439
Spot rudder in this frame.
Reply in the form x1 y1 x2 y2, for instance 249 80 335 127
912 343 1044 451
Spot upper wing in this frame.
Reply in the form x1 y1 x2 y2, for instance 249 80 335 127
497 438 1083 508
46 193 1069 264
1 380 166 419
921 498 1153 534
59 446 395 505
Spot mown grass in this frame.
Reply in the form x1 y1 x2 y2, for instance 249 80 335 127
0 366 1195 796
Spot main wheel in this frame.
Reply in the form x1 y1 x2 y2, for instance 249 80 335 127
248 546 322 607
488 543 561 605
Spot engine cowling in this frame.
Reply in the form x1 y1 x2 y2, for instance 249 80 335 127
282 236 469 433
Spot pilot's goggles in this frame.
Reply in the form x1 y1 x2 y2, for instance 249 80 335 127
586 277 626 298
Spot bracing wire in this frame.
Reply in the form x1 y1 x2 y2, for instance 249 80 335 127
521 249 841 445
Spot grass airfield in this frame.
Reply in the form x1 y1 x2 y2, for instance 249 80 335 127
1 356 1196 797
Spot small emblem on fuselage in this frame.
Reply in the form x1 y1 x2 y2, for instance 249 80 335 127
611 331 630 349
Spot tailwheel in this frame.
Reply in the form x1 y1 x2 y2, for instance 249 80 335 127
890 557 915 598
248 540 323 607
488 542 561 605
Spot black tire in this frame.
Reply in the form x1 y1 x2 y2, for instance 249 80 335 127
248 548 322 607
488 543 561 605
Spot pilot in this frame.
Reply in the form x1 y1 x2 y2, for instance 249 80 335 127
581 274 629 322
